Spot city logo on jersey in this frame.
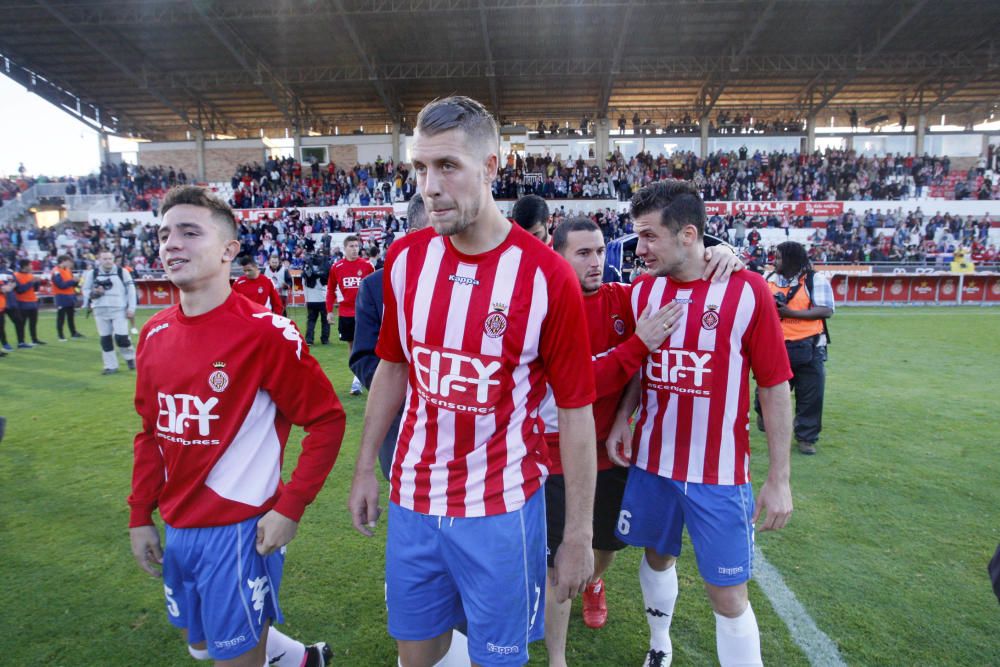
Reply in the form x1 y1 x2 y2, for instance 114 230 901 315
208 361 229 393
412 343 505 414
449 274 480 286
252 312 303 359
612 314 626 336
701 304 720 331
156 392 221 445
644 349 715 397
342 276 363 289
483 302 509 338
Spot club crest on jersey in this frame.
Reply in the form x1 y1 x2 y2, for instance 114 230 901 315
484 302 508 338
208 361 229 393
612 315 626 336
701 305 720 330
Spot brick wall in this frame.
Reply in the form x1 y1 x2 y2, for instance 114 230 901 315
138 150 197 179
329 144 359 169
139 147 265 182
204 148 265 181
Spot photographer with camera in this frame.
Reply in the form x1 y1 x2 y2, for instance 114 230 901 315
756 241 834 455
302 249 331 346
81 250 137 375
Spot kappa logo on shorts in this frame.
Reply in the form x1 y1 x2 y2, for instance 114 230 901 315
487 643 520 655
247 575 271 622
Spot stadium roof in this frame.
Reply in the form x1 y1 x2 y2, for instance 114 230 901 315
3 0 1000 141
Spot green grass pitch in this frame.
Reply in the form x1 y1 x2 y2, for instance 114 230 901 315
0 306 997 665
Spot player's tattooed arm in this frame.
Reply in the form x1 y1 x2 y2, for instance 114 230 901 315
349 360 407 537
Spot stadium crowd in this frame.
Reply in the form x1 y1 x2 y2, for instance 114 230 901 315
2 200 994 282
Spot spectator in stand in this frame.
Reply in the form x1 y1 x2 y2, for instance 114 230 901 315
51 254 84 341
12 258 45 348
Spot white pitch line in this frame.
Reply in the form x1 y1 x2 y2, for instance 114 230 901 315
753 546 848 667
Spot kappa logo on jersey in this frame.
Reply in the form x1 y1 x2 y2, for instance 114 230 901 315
701 304 720 330
448 274 480 286
252 312 303 359
247 575 270 623
146 322 170 341
412 343 504 414
156 392 221 444
645 349 715 397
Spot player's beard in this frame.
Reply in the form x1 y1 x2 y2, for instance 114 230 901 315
431 197 480 237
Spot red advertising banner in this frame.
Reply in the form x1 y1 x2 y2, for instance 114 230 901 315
960 276 985 303
883 277 909 303
348 206 394 219
855 277 885 303
831 275 856 302
730 201 844 217
909 277 938 302
985 276 1000 303
937 277 960 304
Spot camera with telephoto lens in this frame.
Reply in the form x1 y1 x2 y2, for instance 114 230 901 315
773 292 788 308
91 277 113 298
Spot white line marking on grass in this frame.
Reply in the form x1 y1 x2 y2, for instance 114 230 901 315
754 547 847 667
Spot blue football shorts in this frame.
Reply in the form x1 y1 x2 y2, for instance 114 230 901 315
616 466 756 586
162 514 285 660
386 491 546 666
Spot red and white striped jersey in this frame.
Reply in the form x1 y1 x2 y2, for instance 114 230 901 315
376 224 596 518
540 282 649 474
629 271 790 485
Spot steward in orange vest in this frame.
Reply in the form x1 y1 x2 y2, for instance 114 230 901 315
52 255 83 340
12 258 45 347
755 242 834 455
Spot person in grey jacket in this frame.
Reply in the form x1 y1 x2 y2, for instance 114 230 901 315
81 250 137 374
